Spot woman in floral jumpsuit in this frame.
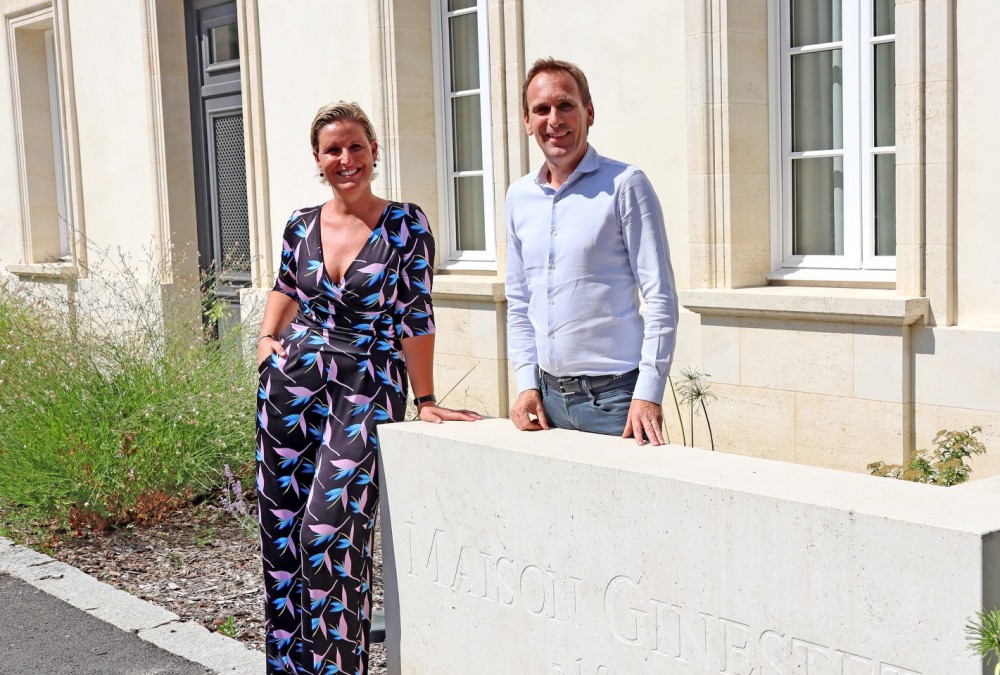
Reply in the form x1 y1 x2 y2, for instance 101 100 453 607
255 102 479 675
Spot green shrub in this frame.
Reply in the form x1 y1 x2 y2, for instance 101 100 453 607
867 427 987 486
0 255 256 533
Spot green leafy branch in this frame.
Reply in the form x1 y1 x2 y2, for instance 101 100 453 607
868 427 986 486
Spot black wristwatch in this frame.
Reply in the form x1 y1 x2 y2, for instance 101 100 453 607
413 394 437 407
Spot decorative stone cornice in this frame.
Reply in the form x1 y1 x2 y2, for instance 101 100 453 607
681 287 930 325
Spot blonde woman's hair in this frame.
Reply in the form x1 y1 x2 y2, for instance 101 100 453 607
309 101 378 155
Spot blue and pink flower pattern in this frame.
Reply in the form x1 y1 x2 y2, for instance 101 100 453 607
256 202 434 674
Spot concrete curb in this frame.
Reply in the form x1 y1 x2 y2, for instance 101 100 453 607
0 536 263 674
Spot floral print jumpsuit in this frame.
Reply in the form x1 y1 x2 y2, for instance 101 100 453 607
256 202 434 674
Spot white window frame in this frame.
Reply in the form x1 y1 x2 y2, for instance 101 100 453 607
769 0 896 283
7 5 75 266
431 0 496 269
44 28 70 260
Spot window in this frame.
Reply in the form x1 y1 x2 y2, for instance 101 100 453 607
433 0 495 267
773 0 895 280
7 7 71 263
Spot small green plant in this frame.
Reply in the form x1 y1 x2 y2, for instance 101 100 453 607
673 367 716 451
868 427 986 486
966 608 1000 674
195 525 215 548
217 615 238 638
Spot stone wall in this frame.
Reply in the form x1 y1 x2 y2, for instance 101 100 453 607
378 418 1000 674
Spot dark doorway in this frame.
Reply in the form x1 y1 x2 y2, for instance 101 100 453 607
186 0 249 332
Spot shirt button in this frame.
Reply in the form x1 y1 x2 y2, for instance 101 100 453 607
551 229 557 236
549 262 555 270
549 299 555 305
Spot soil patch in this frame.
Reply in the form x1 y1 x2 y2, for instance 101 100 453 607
26 499 387 673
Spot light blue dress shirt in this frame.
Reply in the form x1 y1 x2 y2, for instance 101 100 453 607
505 145 678 404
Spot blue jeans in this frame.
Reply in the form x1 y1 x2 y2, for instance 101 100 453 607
540 369 638 437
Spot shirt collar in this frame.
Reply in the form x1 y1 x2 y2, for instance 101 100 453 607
533 144 600 189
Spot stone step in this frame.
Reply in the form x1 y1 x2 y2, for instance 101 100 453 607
371 607 385 643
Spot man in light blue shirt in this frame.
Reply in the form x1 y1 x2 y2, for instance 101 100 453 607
505 58 678 445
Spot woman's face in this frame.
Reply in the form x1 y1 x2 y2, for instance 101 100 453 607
313 120 378 193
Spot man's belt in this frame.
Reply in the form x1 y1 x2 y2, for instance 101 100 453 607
540 369 638 395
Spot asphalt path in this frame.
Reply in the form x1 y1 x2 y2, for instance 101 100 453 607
0 572 210 675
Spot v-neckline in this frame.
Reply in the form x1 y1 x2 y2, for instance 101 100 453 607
317 201 393 287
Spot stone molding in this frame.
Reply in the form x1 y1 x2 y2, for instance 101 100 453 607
895 0 957 326
6 261 77 281
489 0 526 275
236 0 272 287
432 274 506 303
137 0 198 286
681 286 930 325
684 0 771 290
141 0 171 281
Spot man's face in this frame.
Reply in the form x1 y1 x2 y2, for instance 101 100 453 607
523 70 594 174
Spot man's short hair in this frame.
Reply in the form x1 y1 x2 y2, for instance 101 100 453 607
521 57 592 117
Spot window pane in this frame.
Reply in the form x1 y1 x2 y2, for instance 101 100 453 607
448 0 477 10
449 12 479 91
791 0 841 47
874 42 895 146
209 23 239 64
455 176 486 251
874 0 895 36
792 50 843 151
875 153 896 256
452 94 483 172
793 156 844 256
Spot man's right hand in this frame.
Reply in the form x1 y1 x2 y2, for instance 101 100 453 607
509 389 550 431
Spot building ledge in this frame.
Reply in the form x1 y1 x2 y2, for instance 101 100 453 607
680 287 929 325
6 262 79 282
433 274 505 302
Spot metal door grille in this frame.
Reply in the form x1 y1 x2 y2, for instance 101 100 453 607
213 112 250 275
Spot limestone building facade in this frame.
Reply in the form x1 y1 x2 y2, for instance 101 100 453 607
2 0 997 476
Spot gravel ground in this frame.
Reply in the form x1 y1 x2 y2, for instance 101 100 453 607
37 498 388 674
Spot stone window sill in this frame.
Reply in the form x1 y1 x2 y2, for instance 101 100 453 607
6 262 79 282
433 274 505 303
680 287 929 325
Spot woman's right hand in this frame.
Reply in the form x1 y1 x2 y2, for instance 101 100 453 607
257 336 287 367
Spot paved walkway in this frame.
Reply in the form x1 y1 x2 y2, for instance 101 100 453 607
0 537 262 674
